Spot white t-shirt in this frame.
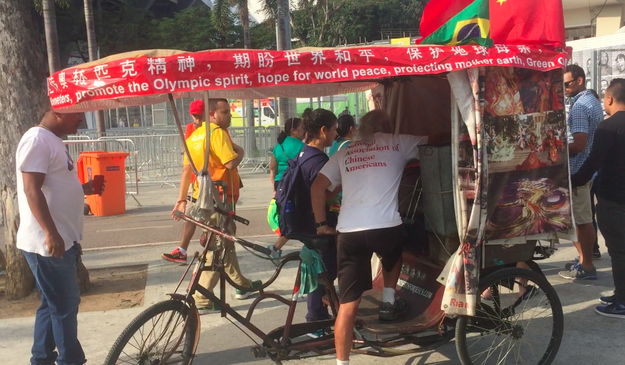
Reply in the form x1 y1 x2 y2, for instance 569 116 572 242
16 127 84 256
320 132 428 233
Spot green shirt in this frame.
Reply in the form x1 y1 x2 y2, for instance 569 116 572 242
328 138 351 157
273 136 305 181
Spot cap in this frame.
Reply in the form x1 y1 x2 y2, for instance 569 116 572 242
189 100 205 115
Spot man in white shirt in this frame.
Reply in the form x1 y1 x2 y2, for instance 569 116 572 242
16 106 100 365
311 109 433 365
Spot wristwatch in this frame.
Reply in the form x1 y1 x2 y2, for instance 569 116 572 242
315 221 328 228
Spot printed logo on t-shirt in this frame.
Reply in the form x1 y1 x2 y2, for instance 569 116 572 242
343 140 399 172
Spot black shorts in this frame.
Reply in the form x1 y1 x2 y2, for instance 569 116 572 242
337 225 407 304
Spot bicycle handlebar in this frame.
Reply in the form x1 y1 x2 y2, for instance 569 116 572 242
213 206 250 226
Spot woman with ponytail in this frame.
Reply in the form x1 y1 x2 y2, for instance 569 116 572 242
270 118 305 192
329 114 356 157
267 118 305 259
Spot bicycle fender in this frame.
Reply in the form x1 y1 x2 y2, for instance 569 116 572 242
166 294 202 358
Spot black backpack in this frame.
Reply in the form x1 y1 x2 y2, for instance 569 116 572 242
275 150 317 237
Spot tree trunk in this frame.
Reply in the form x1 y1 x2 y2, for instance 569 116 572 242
42 0 61 74
276 0 293 123
238 1 257 153
84 0 106 137
0 0 48 300
0 249 6 272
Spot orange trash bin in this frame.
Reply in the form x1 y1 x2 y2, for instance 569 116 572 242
80 151 130 216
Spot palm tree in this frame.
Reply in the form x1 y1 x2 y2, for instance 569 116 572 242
2 0 49 299
42 0 61 74
213 0 257 151
84 0 107 136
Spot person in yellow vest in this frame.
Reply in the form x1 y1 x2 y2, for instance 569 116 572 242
170 98 261 314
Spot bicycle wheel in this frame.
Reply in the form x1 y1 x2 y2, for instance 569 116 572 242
455 267 563 365
104 300 198 365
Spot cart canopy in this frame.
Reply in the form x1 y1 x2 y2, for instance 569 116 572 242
48 45 569 113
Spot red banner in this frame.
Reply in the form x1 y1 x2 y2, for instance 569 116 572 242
48 45 570 112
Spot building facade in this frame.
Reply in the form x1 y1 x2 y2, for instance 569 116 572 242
564 0 625 40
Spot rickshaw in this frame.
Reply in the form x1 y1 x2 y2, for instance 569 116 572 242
48 43 573 365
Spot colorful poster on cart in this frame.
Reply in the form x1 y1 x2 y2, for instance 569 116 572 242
483 68 573 242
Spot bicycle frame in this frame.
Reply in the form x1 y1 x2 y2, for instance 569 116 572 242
173 211 342 360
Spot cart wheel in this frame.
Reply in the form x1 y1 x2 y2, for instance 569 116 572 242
104 300 197 365
455 267 563 365
83 203 91 216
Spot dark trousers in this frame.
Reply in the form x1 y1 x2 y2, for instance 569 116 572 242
596 197 625 303
306 243 337 322
591 182 601 252
21 244 86 365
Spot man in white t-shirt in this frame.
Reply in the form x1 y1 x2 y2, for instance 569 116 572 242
16 106 101 365
311 109 431 365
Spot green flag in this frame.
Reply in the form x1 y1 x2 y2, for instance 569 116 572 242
420 0 491 47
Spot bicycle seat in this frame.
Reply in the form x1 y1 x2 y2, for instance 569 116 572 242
289 234 335 250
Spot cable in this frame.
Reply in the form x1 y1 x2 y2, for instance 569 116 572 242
591 0 610 22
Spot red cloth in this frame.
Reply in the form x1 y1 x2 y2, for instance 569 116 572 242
419 0 565 48
419 0 474 37
490 0 565 48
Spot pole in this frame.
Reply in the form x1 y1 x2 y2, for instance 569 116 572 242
276 0 292 125
84 0 106 137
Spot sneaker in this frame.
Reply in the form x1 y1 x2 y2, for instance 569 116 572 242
197 303 221 315
162 248 187 264
266 245 282 259
379 297 409 321
235 280 263 300
593 249 602 259
600 293 616 305
306 329 324 339
595 301 625 319
520 285 540 300
564 257 580 271
558 265 597 280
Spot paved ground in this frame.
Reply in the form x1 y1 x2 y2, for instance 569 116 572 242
1 170 625 364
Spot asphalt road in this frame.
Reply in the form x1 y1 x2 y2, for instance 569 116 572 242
0 170 277 253
81 205 274 250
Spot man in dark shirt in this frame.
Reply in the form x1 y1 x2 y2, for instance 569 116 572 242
572 78 625 318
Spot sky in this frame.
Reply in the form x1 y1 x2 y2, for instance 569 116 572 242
201 0 269 24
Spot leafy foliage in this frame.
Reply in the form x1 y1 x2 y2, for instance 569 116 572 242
43 0 425 65
146 6 243 51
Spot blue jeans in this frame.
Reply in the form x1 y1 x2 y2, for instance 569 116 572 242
21 244 86 365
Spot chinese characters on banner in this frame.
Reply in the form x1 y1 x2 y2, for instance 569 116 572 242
48 46 570 111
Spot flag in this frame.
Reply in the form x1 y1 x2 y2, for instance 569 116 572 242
490 0 565 48
420 0 491 46
419 0 565 48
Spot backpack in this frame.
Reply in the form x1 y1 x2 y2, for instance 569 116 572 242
275 151 317 237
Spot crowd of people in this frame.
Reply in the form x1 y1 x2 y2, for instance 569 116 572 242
13 65 625 365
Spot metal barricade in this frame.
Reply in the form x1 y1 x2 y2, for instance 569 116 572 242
67 126 281 186
99 135 182 188
63 138 141 207
230 126 281 172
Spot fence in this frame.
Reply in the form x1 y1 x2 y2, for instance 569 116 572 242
63 138 142 207
83 93 371 130
66 126 283 194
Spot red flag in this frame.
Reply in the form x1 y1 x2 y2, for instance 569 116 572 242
419 0 475 38
418 0 565 48
489 0 565 48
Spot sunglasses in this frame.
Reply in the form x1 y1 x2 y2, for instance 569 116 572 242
564 79 577 88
